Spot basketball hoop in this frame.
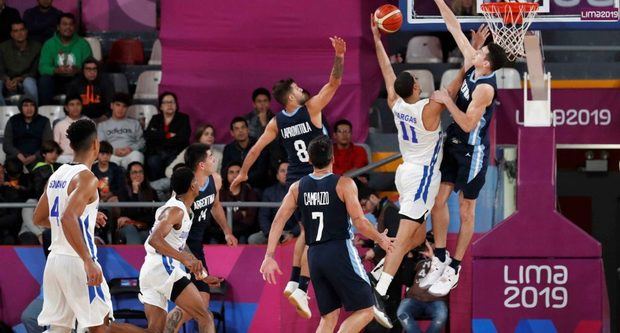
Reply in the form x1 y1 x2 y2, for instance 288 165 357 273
480 2 539 61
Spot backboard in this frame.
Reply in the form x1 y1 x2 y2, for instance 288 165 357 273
401 0 620 31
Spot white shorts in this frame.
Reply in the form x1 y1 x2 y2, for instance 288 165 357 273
38 254 113 329
139 254 190 311
395 162 441 221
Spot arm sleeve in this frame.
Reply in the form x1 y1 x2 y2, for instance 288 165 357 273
168 114 191 150
0 48 8 80
129 121 145 151
41 119 53 143
3 120 19 156
38 41 55 76
26 44 41 78
353 145 369 169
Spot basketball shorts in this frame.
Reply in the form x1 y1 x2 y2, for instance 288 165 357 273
38 253 113 329
440 137 488 200
308 239 374 316
395 162 441 221
139 254 190 311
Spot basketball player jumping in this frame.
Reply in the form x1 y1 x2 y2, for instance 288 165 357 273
419 0 508 297
138 167 216 333
164 143 239 332
230 36 346 318
370 14 491 302
34 119 114 333
260 135 395 333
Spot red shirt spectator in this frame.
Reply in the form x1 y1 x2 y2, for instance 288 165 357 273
332 119 368 175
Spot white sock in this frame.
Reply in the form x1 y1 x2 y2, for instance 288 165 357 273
375 272 394 296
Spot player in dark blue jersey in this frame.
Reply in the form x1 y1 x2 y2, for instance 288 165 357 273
420 0 508 297
165 143 238 332
260 136 394 332
230 36 346 318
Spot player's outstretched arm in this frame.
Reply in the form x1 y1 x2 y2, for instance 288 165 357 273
230 119 278 192
431 84 494 132
339 177 395 253
306 36 346 116
371 13 398 109
61 171 103 286
211 173 238 247
148 207 204 276
260 182 299 284
434 0 476 68
33 189 51 228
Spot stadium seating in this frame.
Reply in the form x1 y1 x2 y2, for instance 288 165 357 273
38 106 65 127
128 104 159 129
404 70 435 98
495 68 522 89
108 73 130 94
133 71 162 100
109 39 145 65
440 69 461 89
148 39 162 65
85 37 103 61
0 106 19 137
406 36 443 63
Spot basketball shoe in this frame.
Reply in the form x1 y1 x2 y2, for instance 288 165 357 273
428 265 461 297
288 288 311 319
418 254 451 289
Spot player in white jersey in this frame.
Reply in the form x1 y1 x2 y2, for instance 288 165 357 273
138 167 215 333
370 15 489 301
32 119 113 333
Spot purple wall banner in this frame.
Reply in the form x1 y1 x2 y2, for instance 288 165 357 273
159 0 383 143
494 89 620 145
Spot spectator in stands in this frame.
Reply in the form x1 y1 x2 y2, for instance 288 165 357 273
144 92 190 180
97 92 145 169
245 87 274 138
66 57 112 122
117 161 158 244
53 94 87 163
166 123 223 177
0 159 27 244
0 20 40 106
92 140 124 243
332 119 368 175
248 162 300 244
396 235 448 333
451 0 476 15
222 116 272 191
360 187 424 333
219 161 259 244
38 13 92 106
0 0 20 43
3 97 52 170
92 140 126 201
23 0 62 43
29 140 62 199
19 140 61 245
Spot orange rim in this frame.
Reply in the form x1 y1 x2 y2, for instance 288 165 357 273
481 2 539 24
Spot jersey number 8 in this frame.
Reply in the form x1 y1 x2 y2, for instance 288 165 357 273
294 140 309 162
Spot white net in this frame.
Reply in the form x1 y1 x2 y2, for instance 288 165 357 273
481 3 538 61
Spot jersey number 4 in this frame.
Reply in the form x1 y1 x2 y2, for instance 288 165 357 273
50 196 60 226
399 121 418 143
294 140 309 162
312 212 324 241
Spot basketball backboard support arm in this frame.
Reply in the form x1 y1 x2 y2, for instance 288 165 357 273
523 32 552 127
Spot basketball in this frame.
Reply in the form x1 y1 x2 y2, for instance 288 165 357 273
374 4 403 33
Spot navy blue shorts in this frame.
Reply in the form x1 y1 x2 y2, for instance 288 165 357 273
439 137 489 200
308 239 374 315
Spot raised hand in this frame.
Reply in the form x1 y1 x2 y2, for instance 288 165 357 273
330 36 346 57
431 88 452 105
229 172 248 193
471 24 491 50
370 13 381 40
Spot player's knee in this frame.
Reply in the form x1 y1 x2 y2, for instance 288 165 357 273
194 308 213 325
358 307 374 323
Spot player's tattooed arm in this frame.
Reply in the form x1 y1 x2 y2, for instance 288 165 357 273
331 56 344 80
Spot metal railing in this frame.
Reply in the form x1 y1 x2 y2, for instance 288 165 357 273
0 152 403 227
